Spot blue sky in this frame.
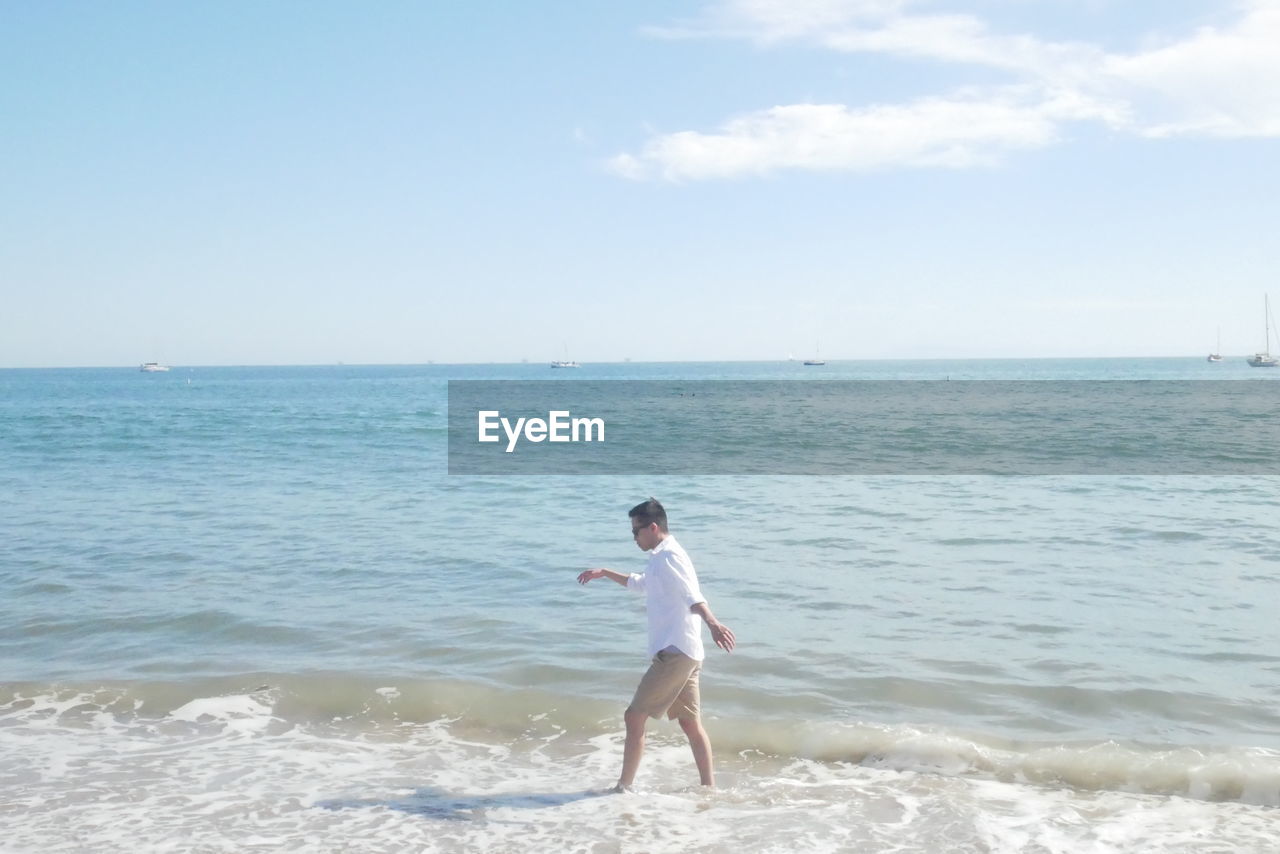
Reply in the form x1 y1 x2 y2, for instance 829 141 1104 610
3 1 1279 366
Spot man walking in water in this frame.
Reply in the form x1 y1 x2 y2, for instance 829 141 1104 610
577 498 736 791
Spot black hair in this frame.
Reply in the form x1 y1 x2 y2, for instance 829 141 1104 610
628 497 668 533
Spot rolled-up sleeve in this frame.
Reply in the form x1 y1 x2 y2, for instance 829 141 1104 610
663 554 705 609
626 572 647 593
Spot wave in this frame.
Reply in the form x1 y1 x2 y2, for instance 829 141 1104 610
4 673 1277 807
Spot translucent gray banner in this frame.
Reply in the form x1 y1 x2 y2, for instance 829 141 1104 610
447 381 1280 475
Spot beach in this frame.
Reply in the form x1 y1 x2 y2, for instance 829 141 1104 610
3 361 1279 852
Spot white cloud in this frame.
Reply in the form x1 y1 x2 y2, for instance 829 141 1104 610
613 0 1280 180
610 93 1085 181
654 0 1101 80
1104 2 1280 137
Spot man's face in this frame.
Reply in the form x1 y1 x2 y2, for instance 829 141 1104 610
631 520 660 551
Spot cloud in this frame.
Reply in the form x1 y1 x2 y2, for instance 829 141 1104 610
610 92 1096 181
650 0 1103 80
1105 2 1280 137
613 0 1280 179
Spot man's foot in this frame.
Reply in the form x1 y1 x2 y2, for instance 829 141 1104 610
610 782 636 794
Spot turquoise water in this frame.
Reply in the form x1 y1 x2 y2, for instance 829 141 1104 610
4 360 1279 853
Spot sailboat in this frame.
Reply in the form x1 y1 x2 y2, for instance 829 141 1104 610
1207 328 1222 362
803 341 826 366
550 343 580 368
1246 295 1278 367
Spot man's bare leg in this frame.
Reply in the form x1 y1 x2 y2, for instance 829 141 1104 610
616 708 648 791
678 715 715 787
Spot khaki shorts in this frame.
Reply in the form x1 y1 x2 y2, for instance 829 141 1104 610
627 649 701 720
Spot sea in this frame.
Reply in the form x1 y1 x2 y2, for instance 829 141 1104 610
2 359 1278 853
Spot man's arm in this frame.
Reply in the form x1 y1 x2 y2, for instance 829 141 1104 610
691 601 735 652
577 568 631 588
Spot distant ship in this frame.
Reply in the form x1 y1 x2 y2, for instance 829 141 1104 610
550 343 579 368
1246 295 1278 367
139 362 170 372
803 340 825 366
1207 329 1222 362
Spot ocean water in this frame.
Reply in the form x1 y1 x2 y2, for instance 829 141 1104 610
3 360 1279 853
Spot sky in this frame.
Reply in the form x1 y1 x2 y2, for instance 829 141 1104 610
2 0 1279 367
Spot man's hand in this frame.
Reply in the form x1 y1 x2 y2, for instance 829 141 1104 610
708 622 736 653
578 567 630 587
691 602 736 652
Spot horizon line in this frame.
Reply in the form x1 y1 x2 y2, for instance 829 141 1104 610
0 354 1253 370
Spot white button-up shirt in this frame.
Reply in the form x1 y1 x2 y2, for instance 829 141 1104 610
627 536 707 660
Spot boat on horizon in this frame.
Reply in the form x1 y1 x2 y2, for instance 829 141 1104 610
1246 295 1278 367
139 362 170 372
1207 328 1222 362
550 342 580 368
803 341 826 366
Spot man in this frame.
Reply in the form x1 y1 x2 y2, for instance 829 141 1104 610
577 498 736 791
